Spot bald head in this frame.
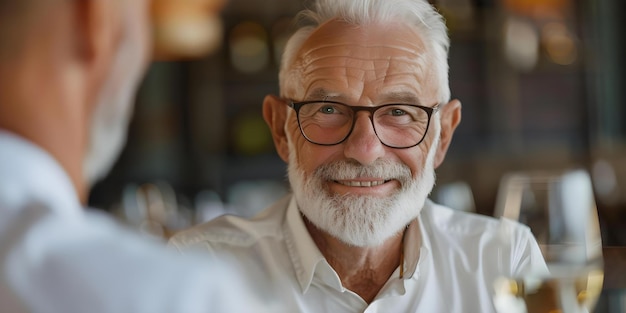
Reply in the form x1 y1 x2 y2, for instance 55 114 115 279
0 1 29 52
0 1 44 31
0 0 63 59
0 0 152 202
0 1 32 16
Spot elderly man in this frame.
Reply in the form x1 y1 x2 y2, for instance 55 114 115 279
0 1 274 312
170 0 546 312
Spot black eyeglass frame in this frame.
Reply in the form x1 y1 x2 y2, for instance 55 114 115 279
287 100 440 149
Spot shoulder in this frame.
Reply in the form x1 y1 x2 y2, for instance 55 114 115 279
169 195 291 251
421 200 542 276
422 200 534 243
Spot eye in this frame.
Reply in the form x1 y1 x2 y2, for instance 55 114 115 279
390 108 407 116
320 105 337 114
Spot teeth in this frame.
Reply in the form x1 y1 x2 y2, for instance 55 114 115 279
337 180 385 187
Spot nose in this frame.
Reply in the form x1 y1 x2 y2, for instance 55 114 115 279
343 112 386 165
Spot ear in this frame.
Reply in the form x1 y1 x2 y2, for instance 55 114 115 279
263 94 290 163
434 99 462 168
73 0 120 89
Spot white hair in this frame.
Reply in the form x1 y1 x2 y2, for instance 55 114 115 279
83 1 149 186
279 0 451 104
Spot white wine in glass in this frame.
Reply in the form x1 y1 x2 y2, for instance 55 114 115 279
493 169 604 313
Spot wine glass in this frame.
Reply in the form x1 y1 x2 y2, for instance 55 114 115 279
493 169 604 313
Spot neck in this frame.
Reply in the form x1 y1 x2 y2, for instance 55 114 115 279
0 116 89 205
304 217 405 303
0 52 90 205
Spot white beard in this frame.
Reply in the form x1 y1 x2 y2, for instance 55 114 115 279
83 7 148 187
288 119 440 247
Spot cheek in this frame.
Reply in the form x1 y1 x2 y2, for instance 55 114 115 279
291 139 324 176
286 119 339 176
400 139 433 179
286 119 310 166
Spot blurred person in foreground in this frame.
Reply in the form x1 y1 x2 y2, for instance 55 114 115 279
0 1 274 312
170 0 547 311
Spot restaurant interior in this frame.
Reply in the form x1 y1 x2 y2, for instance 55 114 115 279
88 0 625 311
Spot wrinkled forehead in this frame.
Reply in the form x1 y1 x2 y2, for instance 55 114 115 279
290 19 436 102
300 19 426 52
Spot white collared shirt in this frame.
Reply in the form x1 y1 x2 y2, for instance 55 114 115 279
170 193 546 312
0 131 274 313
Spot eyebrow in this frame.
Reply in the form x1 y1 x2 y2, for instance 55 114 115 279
303 89 424 106
304 88 337 101
378 91 423 106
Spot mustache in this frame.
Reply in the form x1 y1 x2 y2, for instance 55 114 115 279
314 159 413 184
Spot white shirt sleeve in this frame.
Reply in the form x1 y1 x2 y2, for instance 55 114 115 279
0 131 276 313
510 220 550 278
0 204 273 313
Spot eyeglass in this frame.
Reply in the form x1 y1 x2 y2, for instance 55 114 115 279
288 100 439 149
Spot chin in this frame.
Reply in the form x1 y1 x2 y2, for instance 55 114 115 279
288 156 435 247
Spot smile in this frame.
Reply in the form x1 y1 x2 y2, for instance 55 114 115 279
334 180 388 187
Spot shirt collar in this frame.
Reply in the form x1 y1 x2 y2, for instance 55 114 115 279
283 196 328 293
401 199 434 280
283 195 437 292
0 130 81 217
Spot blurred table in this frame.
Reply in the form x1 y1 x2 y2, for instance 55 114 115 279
596 247 626 313
603 247 626 290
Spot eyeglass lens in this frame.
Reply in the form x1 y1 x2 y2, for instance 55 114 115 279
296 102 432 148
